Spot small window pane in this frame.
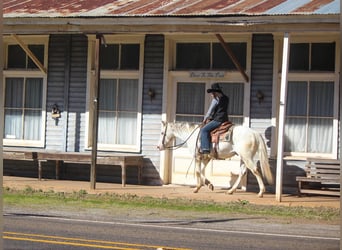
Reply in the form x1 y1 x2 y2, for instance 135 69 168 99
121 44 140 69
213 43 246 70
308 118 333 153
286 82 307 116
4 110 23 139
100 44 119 70
117 112 137 144
284 117 306 152
24 110 42 140
25 78 43 108
176 43 210 69
221 83 243 116
8 45 26 68
27 45 44 69
98 111 116 144
309 82 334 117
99 79 117 110
118 79 138 111
5 78 24 108
311 43 335 71
176 82 205 116
289 43 309 71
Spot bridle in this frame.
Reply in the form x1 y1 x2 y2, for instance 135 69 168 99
160 122 200 150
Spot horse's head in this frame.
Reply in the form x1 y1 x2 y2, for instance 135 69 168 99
157 121 175 151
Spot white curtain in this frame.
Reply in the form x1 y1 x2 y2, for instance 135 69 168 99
176 82 205 122
4 77 42 140
285 81 333 153
221 83 244 125
98 78 138 145
117 79 138 144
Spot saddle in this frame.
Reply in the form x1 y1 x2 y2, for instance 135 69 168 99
210 121 234 158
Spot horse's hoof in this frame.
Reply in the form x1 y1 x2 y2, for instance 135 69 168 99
257 193 264 198
208 183 214 191
193 188 199 193
226 189 234 195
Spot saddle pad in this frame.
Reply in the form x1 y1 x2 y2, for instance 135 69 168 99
211 121 234 144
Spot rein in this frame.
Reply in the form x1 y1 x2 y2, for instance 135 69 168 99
162 123 200 150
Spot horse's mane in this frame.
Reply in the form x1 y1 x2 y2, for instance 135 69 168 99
171 121 200 132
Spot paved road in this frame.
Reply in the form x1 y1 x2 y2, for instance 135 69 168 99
4 209 339 250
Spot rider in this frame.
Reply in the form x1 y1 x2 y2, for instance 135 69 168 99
199 83 229 155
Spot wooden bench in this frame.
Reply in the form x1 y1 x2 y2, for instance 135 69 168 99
3 149 143 187
296 158 340 196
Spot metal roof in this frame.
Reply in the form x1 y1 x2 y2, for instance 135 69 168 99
3 0 340 18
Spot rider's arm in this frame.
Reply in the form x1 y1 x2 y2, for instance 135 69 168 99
203 98 218 122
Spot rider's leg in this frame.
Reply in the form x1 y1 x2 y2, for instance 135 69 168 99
200 120 221 153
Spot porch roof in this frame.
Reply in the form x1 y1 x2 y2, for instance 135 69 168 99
4 0 340 18
3 0 340 34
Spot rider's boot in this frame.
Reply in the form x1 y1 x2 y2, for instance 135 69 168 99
200 153 210 161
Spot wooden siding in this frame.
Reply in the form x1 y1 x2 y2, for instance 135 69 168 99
46 35 71 151
141 34 165 185
250 34 274 143
66 35 88 152
248 34 275 189
46 34 88 152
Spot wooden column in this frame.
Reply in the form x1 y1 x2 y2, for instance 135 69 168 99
90 34 102 189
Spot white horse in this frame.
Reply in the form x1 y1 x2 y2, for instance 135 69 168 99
157 121 273 197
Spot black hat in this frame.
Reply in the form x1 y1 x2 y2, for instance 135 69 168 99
207 83 223 93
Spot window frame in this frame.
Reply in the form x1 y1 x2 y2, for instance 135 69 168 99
3 35 48 147
166 34 252 126
86 35 144 152
274 34 339 158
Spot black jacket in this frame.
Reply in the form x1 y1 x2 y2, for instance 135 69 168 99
209 94 229 123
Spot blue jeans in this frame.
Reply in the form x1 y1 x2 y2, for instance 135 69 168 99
200 120 221 153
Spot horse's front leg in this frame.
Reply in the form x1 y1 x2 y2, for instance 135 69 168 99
193 158 202 193
194 155 213 193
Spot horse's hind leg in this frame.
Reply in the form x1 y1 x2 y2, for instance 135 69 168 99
227 161 247 195
243 158 266 197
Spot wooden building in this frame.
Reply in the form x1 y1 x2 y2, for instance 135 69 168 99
2 0 340 193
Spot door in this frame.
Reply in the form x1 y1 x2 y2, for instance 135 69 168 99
170 80 246 189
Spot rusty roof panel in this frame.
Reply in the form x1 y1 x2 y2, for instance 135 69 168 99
173 0 241 15
293 0 334 13
3 0 340 17
248 0 287 13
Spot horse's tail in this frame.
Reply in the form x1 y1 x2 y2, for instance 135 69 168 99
254 131 274 185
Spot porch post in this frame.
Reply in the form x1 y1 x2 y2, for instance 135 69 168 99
90 34 102 189
275 32 290 202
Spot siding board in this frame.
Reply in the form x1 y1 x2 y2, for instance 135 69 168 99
141 35 165 185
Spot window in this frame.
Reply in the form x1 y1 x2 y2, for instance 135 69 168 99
221 83 244 125
176 42 247 70
8 44 44 69
289 42 335 72
4 78 43 140
98 79 138 145
283 37 338 156
87 36 143 152
176 82 205 122
175 82 244 125
100 44 140 70
285 81 334 153
3 36 48 146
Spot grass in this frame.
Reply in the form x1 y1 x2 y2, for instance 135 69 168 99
3 186 340 223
